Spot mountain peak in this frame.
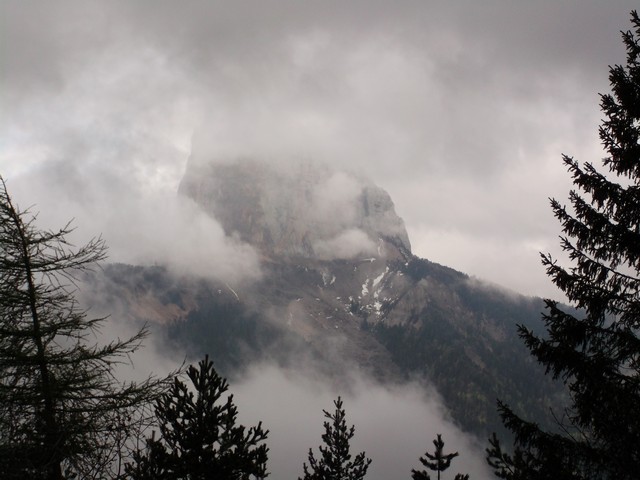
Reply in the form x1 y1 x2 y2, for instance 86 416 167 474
179 157 411 260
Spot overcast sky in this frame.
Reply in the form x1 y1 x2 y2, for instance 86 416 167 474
2 1 638 298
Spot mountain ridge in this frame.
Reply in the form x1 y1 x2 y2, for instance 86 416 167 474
84 158 564 437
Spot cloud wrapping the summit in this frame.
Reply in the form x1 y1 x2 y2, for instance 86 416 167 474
310 171 363 229
104 194 262 283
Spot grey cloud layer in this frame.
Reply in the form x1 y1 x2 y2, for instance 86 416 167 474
2 0 638 296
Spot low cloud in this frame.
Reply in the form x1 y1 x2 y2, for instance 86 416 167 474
309 171 363 228
313 228 377 260
103 194 262 283
75 294 493 480
79 319 494 480
232 363 493 480
6 163 262 285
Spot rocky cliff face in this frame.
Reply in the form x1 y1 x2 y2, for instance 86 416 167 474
177 156 417 341
178 157 411 260
89 156 564 437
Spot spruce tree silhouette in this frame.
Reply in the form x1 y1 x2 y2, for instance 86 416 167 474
412 434 469 480
487 10 640 480
300 397 371 480
127 355 269 480
0 177 166 480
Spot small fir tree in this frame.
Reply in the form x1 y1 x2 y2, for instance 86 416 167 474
412 434 469 480
299 396 371 480
127 355 269 480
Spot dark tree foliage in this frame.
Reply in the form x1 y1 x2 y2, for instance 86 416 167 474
299 396 371 480
127 355 269 480
412 434 469 480
0 177 165 480
487 11 640 480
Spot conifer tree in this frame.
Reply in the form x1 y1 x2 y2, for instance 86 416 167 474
299 396 371 480
127 355 269 480
0 177 166 479
487 11 640 480
412 434 469 480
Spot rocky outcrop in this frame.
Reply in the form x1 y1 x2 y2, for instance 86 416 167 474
178 157 411 259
